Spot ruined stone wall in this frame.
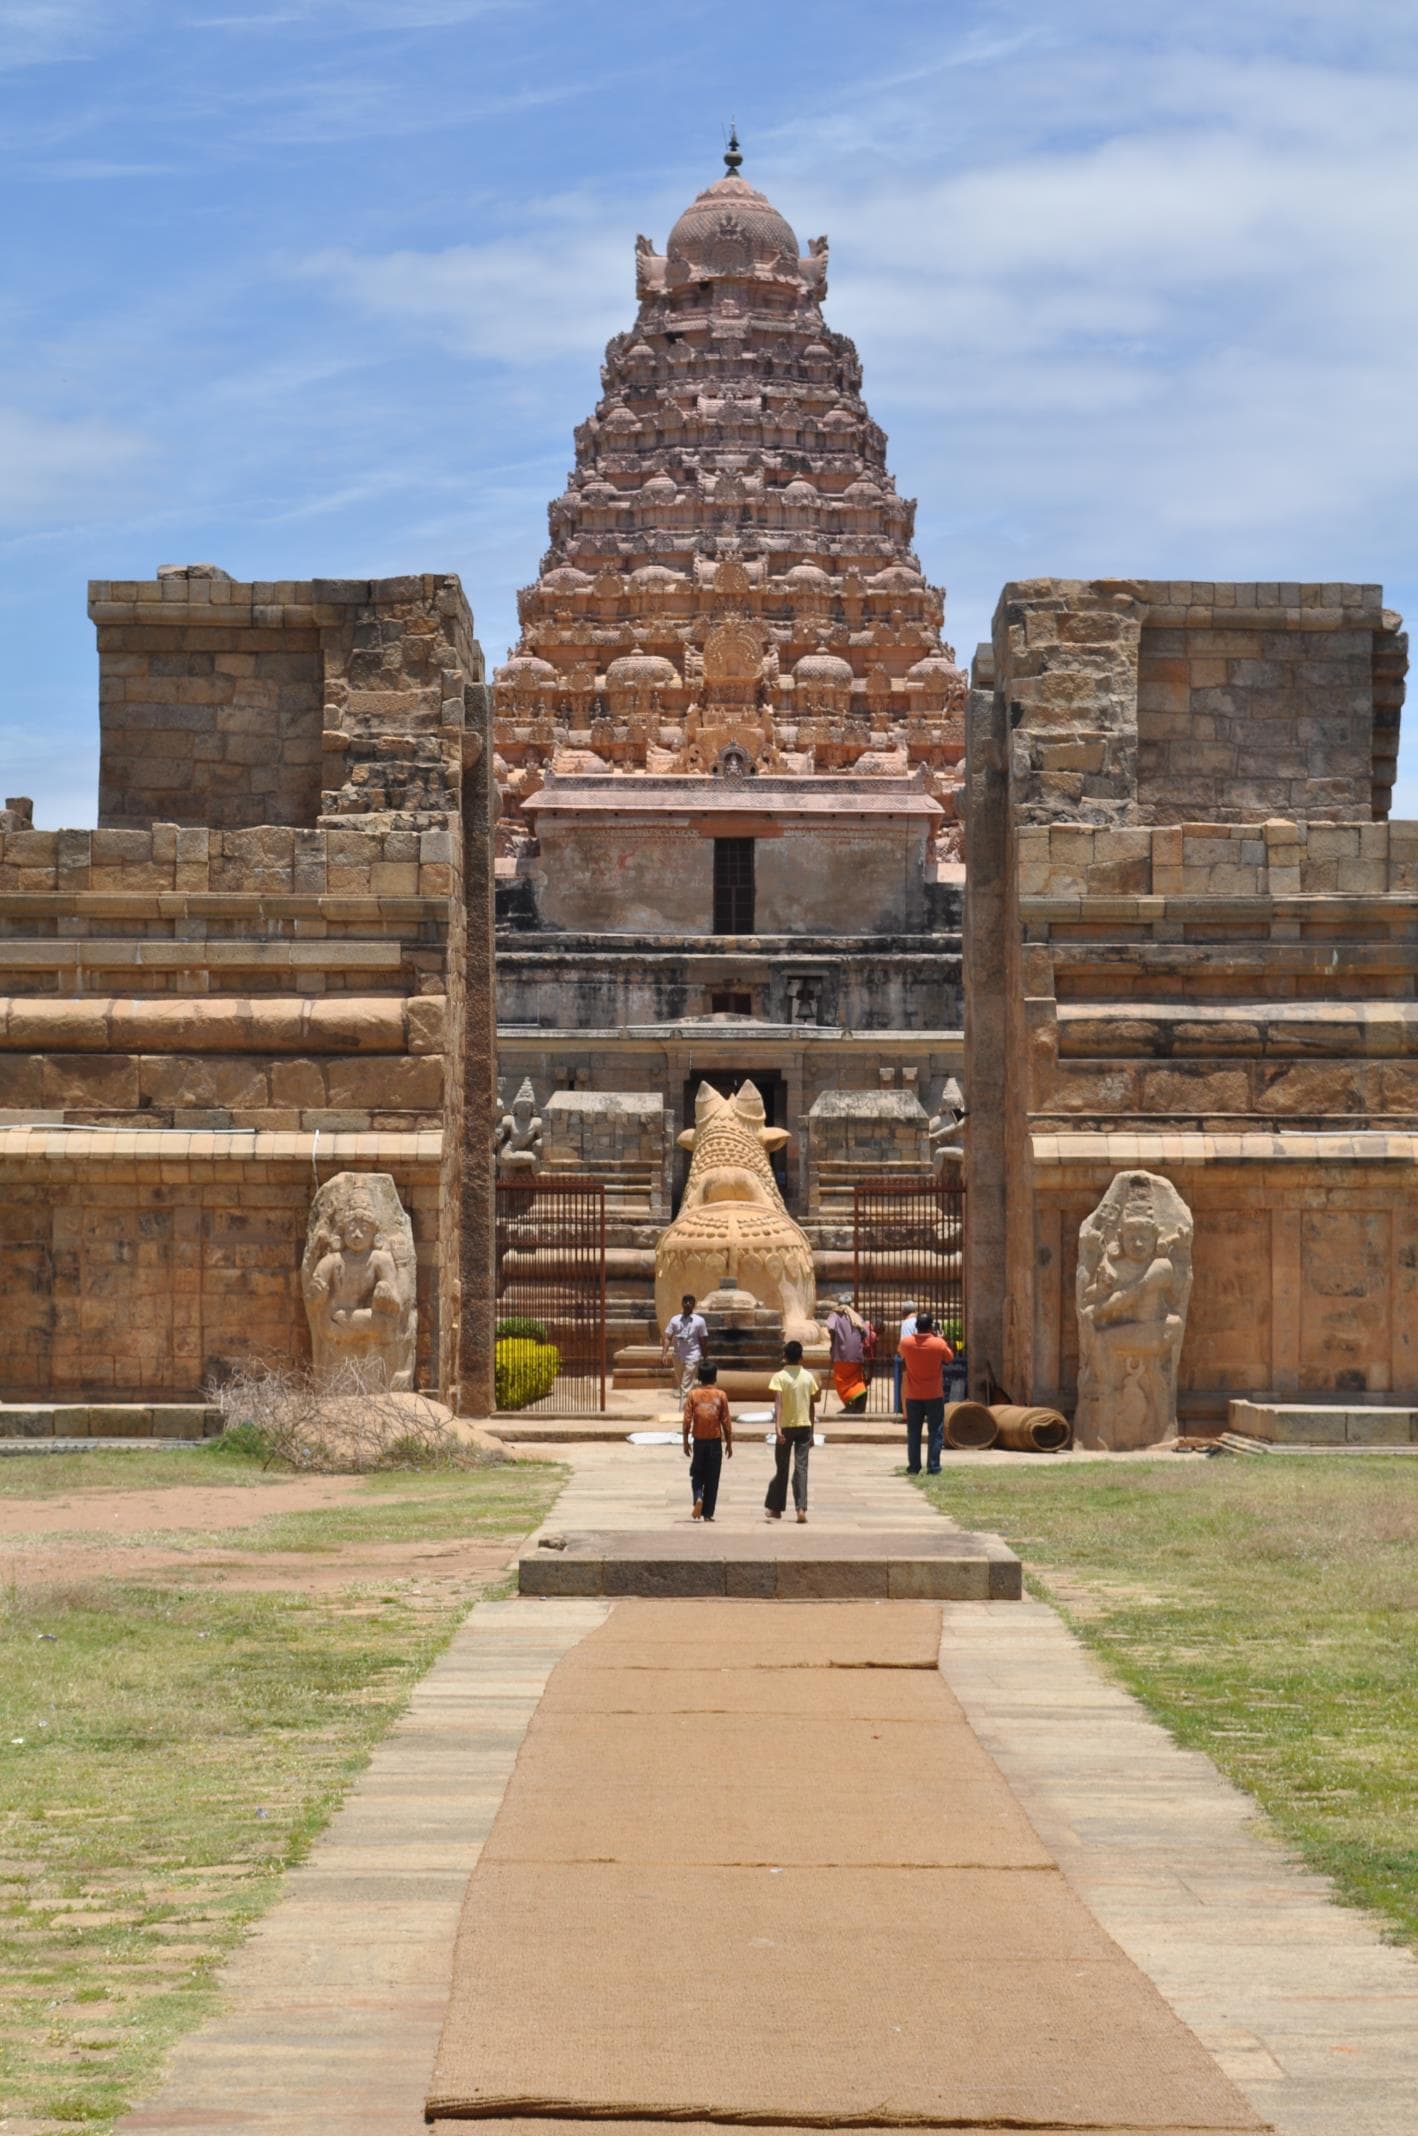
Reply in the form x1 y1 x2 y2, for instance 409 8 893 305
965 577 1415 1423
0 570 493 1408
93 570 474 832
992 579 1400 828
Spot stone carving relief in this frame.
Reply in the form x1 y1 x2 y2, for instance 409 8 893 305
302 1172 417 1391
1075 1170 1193 1450
655 1080 818 1341
495 1078 544 1175
928 1077 965 1170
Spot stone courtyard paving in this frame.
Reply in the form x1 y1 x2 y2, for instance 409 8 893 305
91 1441 1418 2136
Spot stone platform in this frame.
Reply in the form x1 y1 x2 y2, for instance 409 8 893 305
1229 1398 1418 1446
519 1524 1021 1600
0 1401 220 1439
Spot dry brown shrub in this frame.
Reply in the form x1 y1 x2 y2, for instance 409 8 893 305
207 1361 474 1475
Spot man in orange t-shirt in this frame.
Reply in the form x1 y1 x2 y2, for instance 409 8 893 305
898 1311 955 1475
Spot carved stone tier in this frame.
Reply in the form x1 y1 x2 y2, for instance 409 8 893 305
493 150 966 847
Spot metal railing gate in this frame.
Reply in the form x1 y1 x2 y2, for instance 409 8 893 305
494 1178 607 1413
852 1174 966 1415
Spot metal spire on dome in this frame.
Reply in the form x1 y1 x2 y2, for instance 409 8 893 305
723 125 743 175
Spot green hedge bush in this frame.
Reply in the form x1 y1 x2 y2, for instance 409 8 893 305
495 1314 550 1343
494 1336 560 1411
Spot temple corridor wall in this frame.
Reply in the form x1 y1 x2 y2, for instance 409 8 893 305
0 570 497 1410
965 577 1414 1424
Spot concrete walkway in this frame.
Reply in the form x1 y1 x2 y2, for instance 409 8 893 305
121 1596 608 2136
530 1434 951 1534
118 1443 1418 2136
938 1598 1418 2136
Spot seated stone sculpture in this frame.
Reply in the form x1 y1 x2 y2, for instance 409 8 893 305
301 1172 417 1391
1074 1170 1193 1449
495 1078 544 1175
655 1080 819 1341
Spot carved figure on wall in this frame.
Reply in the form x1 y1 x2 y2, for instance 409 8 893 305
655 1080 819 1341
302 1172 417 1391
1075 1170 1193 1450
495 1078 544 1175
928 1077 966 1170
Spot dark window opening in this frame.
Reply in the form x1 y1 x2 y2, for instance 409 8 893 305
712 838 755 934
710 990 752 1016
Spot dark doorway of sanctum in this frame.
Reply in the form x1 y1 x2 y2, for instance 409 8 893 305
677 1068 789 1209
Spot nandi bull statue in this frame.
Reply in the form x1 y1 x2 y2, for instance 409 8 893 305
654 1080 820 1341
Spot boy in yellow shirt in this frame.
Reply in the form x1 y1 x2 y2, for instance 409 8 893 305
764 1339 819 1524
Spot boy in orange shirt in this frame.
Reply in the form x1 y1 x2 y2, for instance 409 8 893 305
898 1310 955 1475
682 1361 733 1522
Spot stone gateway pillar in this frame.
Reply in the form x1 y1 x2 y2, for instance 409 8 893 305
1074 1171 1193 1450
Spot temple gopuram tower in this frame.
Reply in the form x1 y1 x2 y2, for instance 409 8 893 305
494 136 965 820
493 143 967 1302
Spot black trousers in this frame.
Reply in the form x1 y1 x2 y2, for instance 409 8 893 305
765 1426 812 1515
690 1438 723 1518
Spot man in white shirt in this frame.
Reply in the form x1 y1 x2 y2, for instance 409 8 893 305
661 1293 709 1401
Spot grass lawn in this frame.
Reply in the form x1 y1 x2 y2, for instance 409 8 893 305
0 1457 564 2131
0 1443 288 1499
919 1455 1418 1949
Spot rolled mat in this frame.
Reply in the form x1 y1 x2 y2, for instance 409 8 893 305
433 2126 1254 2136
427 1601 1268 2133
427 1862 1266 2129
943 1398 999 1448
535 1661 950 1720
485 1710 1053 1868
992 1402 1073 1451
562 1596 945 1670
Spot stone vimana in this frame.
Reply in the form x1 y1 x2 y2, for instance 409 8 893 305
0 140 1415 1443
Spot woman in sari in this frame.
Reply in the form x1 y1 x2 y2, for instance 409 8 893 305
824 1295 874 1413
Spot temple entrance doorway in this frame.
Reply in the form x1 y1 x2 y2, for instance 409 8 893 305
678 1069 789 1207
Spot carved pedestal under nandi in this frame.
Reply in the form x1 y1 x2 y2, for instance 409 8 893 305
654 1080 819 1342
1074 1170 1193 1450
302 1172 417 1391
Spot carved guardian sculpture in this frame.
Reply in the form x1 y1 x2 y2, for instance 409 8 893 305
495 1077 544 1176
655 1080 818 1340
302 1172 417 1391
1075 1170 1193 1449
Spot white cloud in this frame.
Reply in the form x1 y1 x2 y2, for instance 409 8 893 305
302 231 631 362
0 408 147 522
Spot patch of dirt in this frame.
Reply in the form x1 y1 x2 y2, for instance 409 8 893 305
0 1534 515 1596
0 1475 370 1540
0 1474 520 1598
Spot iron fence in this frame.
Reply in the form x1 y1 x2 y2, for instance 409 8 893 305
852 1174 966 1415
494 1177 607 1413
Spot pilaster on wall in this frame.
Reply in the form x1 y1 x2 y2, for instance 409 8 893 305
962 652 1008 1400
458 690 497 1418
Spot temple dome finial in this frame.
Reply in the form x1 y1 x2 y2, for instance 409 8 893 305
724 125 743 176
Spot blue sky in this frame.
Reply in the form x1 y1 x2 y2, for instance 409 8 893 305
3 0 1417 823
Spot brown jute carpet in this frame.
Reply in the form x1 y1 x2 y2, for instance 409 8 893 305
427 1601 1268 2133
